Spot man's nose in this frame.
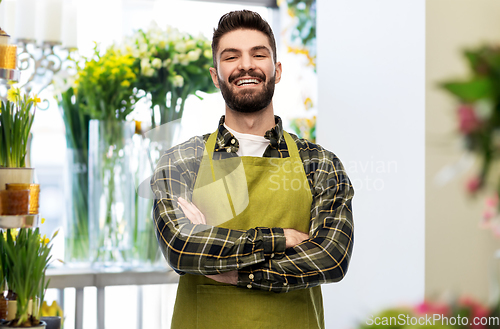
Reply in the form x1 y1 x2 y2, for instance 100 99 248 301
238 54 256 71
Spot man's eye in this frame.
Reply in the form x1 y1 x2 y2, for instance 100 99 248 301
255 55 266 58
225 56 236 60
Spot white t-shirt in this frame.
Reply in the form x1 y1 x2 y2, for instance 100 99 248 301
224 124 270 157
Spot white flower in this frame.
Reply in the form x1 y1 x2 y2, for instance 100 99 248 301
172 75 184 88
140 58 151 70
186 49 200 62
151 58 162 69
178 54 189 66
143 67 155 77
204 49 212 59
139 43 149 55
172 54 180 65
163 58 172 68
185 39 196 50
174 41 187 53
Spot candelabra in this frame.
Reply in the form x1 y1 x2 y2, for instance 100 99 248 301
16 39 75 106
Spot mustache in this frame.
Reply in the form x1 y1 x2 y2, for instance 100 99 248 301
228 71 266 84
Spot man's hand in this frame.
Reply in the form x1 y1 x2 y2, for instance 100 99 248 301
206 270 238 285
177 197 206 224
284 228 309 248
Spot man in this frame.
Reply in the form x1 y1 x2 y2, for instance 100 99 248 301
152 10 354 329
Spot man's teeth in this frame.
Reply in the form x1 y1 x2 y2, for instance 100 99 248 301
236 78 260 86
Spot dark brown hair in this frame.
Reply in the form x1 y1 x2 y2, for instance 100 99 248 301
212 10 277 68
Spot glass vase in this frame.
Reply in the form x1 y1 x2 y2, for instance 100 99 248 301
132 120 182 267
64 148 90 265
89 120 136 268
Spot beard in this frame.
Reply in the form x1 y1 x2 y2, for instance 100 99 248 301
218 71 276 113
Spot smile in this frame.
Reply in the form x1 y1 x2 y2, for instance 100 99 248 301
235 78 262 87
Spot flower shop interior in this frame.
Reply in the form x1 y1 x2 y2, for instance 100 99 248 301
0 0 499 328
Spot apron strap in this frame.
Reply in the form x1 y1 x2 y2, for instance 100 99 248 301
283 131 301 160
205 131 219 182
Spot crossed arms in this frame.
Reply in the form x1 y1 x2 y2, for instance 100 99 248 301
151 134 354 293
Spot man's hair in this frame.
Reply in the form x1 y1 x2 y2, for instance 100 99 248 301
212 10 277 68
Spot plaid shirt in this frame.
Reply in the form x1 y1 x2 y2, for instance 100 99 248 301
152 116 354 293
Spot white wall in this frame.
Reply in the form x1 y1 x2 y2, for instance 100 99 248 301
317 1 426 328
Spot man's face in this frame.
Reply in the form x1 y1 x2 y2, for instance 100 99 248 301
210 29 282 113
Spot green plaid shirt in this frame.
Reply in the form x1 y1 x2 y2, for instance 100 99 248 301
152 116 354 293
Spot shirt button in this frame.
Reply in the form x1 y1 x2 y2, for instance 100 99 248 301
226 148 231 153
247 284 252 289
249 274 254 280
270 253 275 259
231 138 236 144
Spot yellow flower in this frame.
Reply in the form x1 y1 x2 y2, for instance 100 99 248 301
7 88 19 103
121 80 130 87
41 217 46 224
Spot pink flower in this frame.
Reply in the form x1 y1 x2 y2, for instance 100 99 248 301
458 296 490 328
458 104 481 134
466 176 482 194
414 300 450 316
486 195 499 208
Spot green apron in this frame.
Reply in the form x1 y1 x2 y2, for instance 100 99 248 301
171 131 324 329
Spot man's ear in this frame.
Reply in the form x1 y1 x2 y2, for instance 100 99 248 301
209 67 220 89
274 61 282 84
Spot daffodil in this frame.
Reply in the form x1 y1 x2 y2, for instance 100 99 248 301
6 87 19 103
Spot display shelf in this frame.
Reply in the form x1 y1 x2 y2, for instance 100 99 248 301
0 214 40 228
0 68 20 82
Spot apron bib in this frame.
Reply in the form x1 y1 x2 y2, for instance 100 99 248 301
171 131 324 329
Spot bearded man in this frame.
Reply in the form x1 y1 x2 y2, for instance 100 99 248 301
151 10 354 329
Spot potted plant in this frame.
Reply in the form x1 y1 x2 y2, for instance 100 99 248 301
0 88 38 191
0 227 54 328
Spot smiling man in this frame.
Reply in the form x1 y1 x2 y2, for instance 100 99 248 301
152 10 354 329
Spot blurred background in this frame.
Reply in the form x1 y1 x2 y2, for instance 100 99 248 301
3 0 500 328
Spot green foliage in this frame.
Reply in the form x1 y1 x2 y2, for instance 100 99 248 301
56 85 90 262
0 89 37 168
286 0 316 50
2 228 52 326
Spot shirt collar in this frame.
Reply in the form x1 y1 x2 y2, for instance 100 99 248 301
214 115 284 151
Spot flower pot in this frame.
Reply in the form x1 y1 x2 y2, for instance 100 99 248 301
6 299 33 321
0 320 46 328
40 316 61 329
0 168 34 191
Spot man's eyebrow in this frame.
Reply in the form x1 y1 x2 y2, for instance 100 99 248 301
251 46 271 54
219 46 271 57
220 48 241 57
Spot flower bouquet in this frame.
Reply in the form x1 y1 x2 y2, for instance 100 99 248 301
357 297 494 328
120 24 217 265
75 44 139 267
54 66 92 264
440 44 500 235
122 22 217 127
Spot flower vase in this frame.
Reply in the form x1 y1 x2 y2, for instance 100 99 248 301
64 149 89 265
132 120 181 267
89 120 136 268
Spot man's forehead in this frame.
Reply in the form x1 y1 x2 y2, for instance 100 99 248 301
216 29 272 54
